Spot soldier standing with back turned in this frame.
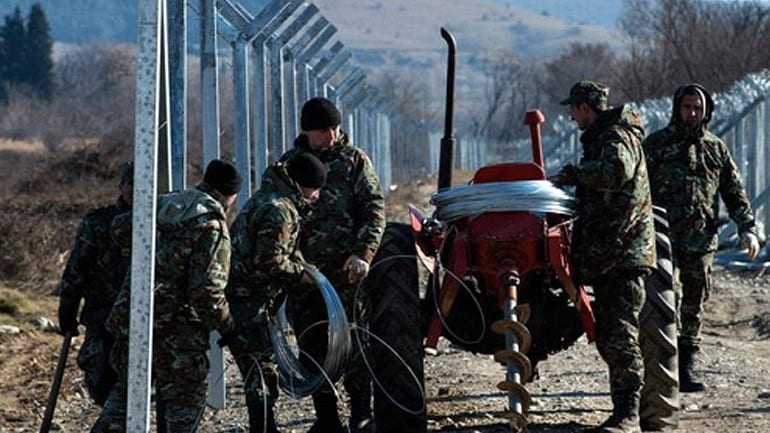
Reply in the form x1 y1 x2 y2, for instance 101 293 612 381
643 84 759 393
551 81 657 433
92 159 240 433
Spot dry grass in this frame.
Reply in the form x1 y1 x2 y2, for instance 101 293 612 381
0 137 131 291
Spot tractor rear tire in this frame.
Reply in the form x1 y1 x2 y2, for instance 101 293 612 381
639 207 679 430
367 222 427 433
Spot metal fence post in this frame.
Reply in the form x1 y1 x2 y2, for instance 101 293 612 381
735 118 746 185
315 44 350 97
335 68 364 109
381 111 392 191
296 24 337 102
168 0 186 190
239 0 300 183
285 16 330 111
341 81 365 136
233 37 251 206
201 0 221 165
128 0 162 431
267 2 313 161
251 37 269 185
274 5 318 143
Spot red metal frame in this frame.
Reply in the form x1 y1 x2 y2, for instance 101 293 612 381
418 110 596 349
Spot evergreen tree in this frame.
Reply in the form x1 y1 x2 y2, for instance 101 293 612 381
25 3 53 100
0 7 26 102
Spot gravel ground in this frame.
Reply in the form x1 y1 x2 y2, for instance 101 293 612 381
2 268 769 433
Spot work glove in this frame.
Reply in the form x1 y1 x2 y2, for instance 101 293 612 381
548 164 578 187
344 255 370 285
57 296 80 337
740 232 760 261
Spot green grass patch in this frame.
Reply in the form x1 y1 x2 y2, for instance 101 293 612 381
0 286 57 327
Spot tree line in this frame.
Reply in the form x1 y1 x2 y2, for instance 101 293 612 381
0 3 53 102
474 0 770 143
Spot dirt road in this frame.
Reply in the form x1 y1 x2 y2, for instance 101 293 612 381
2 266 768 433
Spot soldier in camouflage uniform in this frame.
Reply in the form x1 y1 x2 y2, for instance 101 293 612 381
225 152 328 433
91 159 240 433
552 81 657 433
57 162 133 406
643 84 759 393
279 98 386 433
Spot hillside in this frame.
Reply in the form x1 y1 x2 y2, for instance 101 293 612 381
491 0 623 28
1 0 620 58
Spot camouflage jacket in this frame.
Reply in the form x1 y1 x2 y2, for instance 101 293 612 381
106 184 234 351
559 105 657 283
58 197 130 329
279 133 386 289
643 123 756 253
228 163 308 308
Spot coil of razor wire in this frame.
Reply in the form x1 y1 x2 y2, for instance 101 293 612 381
431 180 575 222
269 266 352 398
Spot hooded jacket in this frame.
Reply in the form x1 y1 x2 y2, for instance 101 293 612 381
565 105 657 283
106 184 234 352
643 84 756 253
227 162 308 309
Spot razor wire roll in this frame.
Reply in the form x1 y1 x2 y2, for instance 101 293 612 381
431 180 575 222
269 266 352 398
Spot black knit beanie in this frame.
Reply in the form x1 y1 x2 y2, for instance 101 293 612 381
203 159 242 195
301 97 342 131
287 153 328 189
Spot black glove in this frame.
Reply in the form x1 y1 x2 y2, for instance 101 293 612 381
58 296 81 337
549 164 578 187
216 321 240 348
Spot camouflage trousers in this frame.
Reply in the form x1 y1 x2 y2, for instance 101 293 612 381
592 272 646 404
77 327 117 406
228 300 280 432
90 339 210 433
673 250 714 350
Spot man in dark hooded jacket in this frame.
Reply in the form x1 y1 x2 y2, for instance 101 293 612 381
643 84 758 393
226 152 328 433
552 81 657 433
57 162 133 406
278 97 386 433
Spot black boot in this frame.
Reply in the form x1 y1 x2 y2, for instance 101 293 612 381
595 392 641 433
246 400 279 433
307 392 345 433
349 383 375 433
679 345 705 393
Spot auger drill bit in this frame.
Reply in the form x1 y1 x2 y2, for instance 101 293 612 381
492 271 531 433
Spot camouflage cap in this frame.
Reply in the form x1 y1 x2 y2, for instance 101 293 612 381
560 80 610 110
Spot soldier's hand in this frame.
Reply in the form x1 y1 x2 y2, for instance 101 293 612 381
344 255 370 285
741 232 760 261
548 164 578 187
57 297 80 337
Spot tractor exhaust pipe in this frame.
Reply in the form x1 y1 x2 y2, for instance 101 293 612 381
438 28 456 191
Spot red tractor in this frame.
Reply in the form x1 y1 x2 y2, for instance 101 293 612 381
364 29 679 433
